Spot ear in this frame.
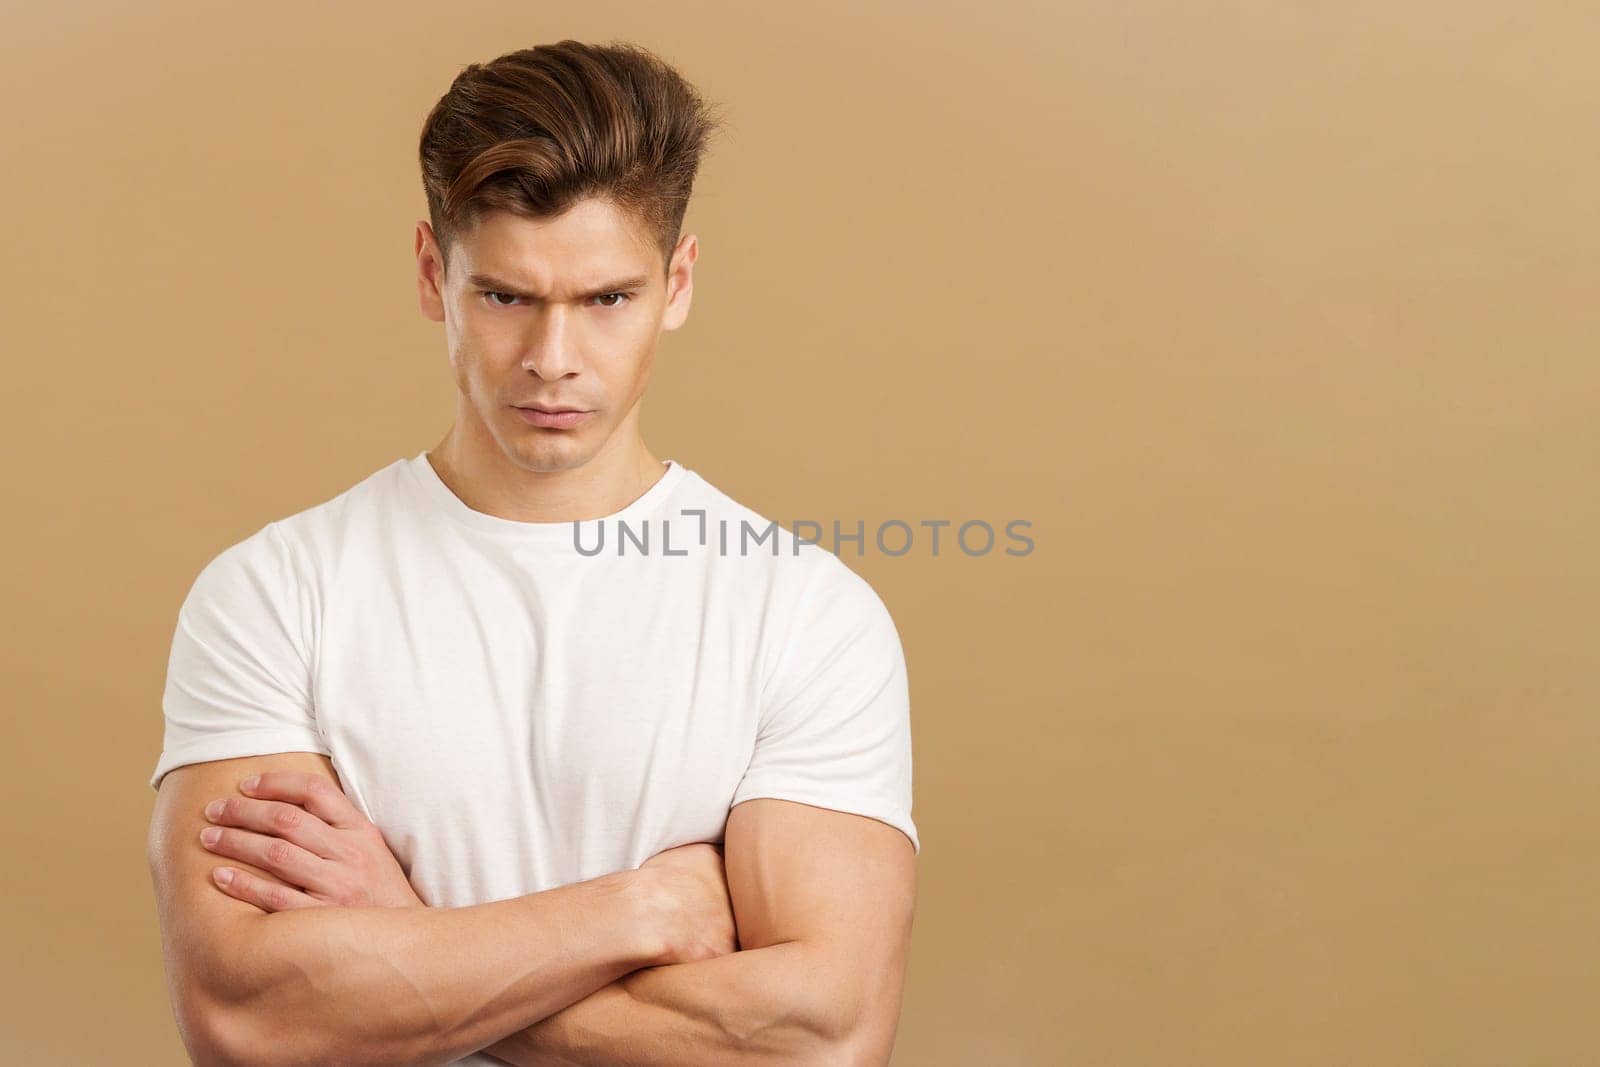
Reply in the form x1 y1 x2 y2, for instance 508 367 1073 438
660 233 698 332
415 220 447 324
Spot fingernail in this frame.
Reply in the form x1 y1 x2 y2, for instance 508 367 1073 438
200 827 221 846
240 775 260 793
204 800 224 819
214 868 234 886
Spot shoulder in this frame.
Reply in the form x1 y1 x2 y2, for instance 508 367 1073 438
181 455 411 617
268 454 412 558
684 467 898 626
183 520 291 605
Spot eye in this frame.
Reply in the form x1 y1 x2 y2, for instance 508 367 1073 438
481 291 632 309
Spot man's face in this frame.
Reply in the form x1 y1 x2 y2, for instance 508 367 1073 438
415 197 695 473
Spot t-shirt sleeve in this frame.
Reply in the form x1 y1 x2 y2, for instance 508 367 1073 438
731 554 920 854
149 521 331 792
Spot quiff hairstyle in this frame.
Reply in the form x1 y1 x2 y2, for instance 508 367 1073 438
418 39 724 279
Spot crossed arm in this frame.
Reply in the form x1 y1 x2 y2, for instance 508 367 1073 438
482 794 918 1067
148 752 917 1066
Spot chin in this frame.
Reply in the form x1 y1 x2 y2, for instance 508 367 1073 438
506 433 594 470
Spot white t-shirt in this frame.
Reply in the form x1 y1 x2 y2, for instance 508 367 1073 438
151 450 919 910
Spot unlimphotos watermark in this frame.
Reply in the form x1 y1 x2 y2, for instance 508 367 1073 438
568 510 1035 557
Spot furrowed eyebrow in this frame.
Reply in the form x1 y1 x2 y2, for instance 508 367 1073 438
467 272 651 301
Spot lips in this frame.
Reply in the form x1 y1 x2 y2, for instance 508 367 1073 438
512 405 593 429
516 405 589 414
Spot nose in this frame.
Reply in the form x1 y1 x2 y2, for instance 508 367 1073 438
519 306 582 380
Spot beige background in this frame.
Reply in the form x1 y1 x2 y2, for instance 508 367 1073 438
3 2 1596 1063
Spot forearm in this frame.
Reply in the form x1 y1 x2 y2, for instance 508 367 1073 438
481 940 850 1067
203 870 660 1067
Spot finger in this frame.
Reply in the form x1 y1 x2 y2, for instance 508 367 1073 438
240 771 365 830
211 865 323 913
200 824 328 889
203 796 340 860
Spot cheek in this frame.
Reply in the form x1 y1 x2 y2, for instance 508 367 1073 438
631 352 656 388
447 344 496 402
613 348 657 404
609 335 654 375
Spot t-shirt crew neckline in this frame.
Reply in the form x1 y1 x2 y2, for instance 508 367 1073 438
404 450 688 545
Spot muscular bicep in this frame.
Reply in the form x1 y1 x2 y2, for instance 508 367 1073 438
724 797 917 1058
146 751 345 1057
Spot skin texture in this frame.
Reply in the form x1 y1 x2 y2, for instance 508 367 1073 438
147 754 689 1066
194 770 916 1066
195 765 423 909
414 197 698 525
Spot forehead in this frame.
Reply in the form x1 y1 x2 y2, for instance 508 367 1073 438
452 198 657 291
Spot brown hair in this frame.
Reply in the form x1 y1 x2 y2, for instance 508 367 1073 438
418 39 725 279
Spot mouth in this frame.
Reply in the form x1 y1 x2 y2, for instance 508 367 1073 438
516 404 589 414
512 405 593 429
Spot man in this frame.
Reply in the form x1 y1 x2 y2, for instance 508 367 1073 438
145 38 919 1067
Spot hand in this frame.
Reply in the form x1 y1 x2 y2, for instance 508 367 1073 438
199 770 424 912
637 841 738 965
